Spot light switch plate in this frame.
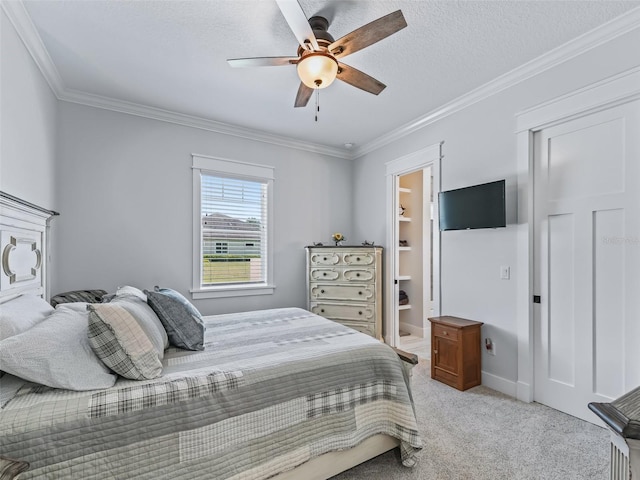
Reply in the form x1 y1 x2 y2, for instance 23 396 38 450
500 265 510 280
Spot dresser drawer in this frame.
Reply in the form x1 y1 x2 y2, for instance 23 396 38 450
309 267 375 282
308 249 378 267
432 323 459 341
310 283 375 302
343 251 376 266
310 302 375 323
309 251 341 266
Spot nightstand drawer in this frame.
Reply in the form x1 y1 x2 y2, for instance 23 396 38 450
432 323 459 340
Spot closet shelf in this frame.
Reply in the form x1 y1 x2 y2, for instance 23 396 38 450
398 275 411 281
399 246 412 251
399 217 411 222
398 304 412 310
399 187 412 194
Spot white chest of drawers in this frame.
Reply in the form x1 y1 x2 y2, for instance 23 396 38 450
305 246 383 340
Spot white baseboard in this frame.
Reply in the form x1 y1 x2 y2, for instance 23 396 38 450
399 321 425 338
481 370 517 398
516 381 533 403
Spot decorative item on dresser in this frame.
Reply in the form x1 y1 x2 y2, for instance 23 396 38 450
306 245 382 340
428 316 483 391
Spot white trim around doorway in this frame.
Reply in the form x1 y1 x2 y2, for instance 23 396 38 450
385 143 442 347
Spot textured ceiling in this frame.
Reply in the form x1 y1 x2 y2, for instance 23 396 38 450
20 0 640 153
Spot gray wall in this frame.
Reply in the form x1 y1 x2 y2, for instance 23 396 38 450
5 0 640 390
351 27 640 386
1 9 58 209
54 102 353 315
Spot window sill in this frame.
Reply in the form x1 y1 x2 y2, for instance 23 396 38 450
190 284 276 299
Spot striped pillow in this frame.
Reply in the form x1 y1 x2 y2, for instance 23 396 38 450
87 304 163 380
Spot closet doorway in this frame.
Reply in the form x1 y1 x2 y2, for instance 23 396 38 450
385 144 441 354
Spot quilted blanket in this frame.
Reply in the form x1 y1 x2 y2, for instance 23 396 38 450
0 308 422 479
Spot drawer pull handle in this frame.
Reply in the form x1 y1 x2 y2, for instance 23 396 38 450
321 309 325 313
442 331 448 335
358 291 362 295
320 289 325 293
323 257 327 261
323 273 327 276
356 273 360 277
356 257 360 261
434 350 438 355
358 311 362 315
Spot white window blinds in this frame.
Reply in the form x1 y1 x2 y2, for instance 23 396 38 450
200 174 268 286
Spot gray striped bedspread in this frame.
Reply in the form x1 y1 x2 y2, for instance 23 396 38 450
0 307 422 479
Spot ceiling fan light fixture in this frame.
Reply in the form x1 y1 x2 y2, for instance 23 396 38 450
297 52 339 89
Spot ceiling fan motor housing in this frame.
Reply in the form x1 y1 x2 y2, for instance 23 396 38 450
309 16 335 43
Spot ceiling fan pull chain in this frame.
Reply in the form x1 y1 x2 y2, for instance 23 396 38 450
315 88 320 122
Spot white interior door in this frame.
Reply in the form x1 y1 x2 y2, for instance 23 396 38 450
533 100 640 423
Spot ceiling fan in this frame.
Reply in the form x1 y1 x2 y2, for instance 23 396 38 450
227 0 407 108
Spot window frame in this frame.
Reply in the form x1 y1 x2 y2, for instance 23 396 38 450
191 154 275 299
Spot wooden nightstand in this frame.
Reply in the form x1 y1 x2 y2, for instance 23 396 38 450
428 316 483 391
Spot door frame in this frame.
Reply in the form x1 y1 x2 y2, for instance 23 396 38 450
514 66 640 403
384 142 442 347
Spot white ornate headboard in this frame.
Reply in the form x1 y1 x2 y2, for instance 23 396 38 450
0 192 58 303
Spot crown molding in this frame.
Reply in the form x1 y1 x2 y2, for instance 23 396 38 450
6 0 640 161
352 5 640 159
58 88 351 159
1 0 65 96
3 0 351 160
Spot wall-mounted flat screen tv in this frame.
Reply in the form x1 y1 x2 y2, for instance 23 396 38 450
439 180 506 231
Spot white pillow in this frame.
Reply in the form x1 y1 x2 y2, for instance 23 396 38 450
115 285 147 302
0 294 54 340
110 295 168 351
55 302 89 312
0 307 117 391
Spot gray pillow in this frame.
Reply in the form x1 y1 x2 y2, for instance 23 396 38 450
144 287 204 351
0 308 117 390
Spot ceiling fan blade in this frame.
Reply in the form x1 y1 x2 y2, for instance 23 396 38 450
329 10 407 59
275 0 319 51
337 62 386 95
294 82 313 107
227 57 298 68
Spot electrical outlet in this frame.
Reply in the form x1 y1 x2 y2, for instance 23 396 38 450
485 338 496 356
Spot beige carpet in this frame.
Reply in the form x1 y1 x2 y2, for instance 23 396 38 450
332 359 610 479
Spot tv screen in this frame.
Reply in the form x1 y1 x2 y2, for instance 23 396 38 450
439 180 506 231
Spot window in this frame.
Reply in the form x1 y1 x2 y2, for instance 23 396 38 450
192 155 274 299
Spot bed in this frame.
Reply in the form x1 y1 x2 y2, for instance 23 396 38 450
0 192 422 479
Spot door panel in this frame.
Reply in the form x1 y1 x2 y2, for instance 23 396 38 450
534 100 640 423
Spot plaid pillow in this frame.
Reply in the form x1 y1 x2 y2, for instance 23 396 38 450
50 289 107 307
88 304 163 380
144 287 204 351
